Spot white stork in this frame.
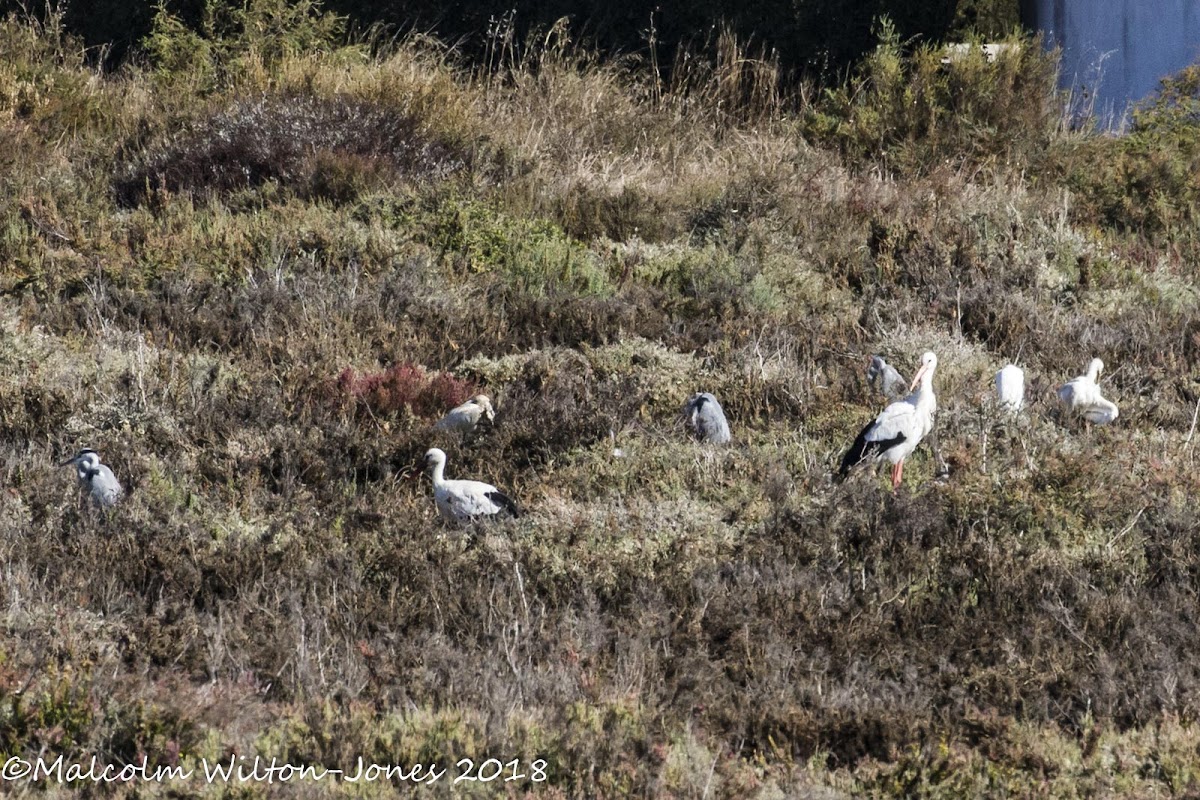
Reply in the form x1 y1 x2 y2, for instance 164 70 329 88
1057 358 1119 424
685 392 731 444
59 448 123 508
423 447 520 523
434 394 496 433
995 364 1025 413
839 351 938 490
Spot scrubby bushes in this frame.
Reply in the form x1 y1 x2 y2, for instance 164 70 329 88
1062 66 1200 249
114 91 471 207
3 4 1200 798
800 21 1059 175
143 0 345 90
334 362 476 420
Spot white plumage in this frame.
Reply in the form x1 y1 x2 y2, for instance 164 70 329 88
995 364 1025 412
839 352 938 490
434 394 496 433
609 428 625 459
685 392 731 444
59 448 123 508
867 355 908 400
1057 358 1119 425
424 447 519 523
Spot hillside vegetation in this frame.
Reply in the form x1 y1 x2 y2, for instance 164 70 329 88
2 3 1200 797
4 0 1021 74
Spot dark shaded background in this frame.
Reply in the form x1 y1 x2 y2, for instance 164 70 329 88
5 0 1021 73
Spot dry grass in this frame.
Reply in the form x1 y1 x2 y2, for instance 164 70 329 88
2 5 1200 798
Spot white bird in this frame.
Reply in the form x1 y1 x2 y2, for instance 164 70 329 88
839 351 938 490
59 448 123 507
995 364 1025 412
434 394 496 433
1057 358 1119 424
423 447 519 523
609 428 625 458
685 392 731 444
867 355 907 400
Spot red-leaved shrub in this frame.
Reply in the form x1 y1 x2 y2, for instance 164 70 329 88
335 363 475 420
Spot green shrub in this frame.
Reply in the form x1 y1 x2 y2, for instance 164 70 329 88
1061 66 1200 243
145 0 346 91
802 22 1059 175
3 7 1200 798
424 198 614 297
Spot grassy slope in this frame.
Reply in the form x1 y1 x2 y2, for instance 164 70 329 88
2 8 1200 798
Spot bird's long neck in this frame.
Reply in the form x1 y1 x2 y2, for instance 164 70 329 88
430 460 446 486
1087 362 1101 381
910 371 936 411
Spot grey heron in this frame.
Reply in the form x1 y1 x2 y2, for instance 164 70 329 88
867 355 908 400
59 448 123 507
685 392 731 444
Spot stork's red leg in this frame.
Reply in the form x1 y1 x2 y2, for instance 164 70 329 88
891 460 904 491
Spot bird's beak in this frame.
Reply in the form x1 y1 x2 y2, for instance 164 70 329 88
57 456 78 467
909 364 929 392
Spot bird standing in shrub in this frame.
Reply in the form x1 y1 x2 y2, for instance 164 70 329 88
423 447 520 522
685 392 731 444
995 364 1025 413
839 351 938 491
867 355 907 399
1057 358 1119 425
434 394 496 433
59 448 123 508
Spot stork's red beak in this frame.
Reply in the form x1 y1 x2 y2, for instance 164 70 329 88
909 363 929 392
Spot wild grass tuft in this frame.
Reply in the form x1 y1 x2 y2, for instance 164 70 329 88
2 5 1200 797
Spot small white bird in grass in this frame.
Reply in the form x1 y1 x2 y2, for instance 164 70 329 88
867 355 908 400
434 395 496 433
609 428 625 459
1058 358 1119 425
423 447 520 523
839 351 938 491
995 364 1025 413
59 448 123 507
685 392 731 444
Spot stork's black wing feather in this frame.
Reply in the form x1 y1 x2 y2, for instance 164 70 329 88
486 490 521 518
837 420 906 479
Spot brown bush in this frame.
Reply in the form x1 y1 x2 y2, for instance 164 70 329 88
113 92 471 207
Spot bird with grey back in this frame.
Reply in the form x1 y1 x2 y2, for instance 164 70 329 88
685 392 731 444
59 449 122 508
434 394 496 434
423 447 519 523
867 355 908 400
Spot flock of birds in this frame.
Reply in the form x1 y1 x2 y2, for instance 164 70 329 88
60 353 1120 519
